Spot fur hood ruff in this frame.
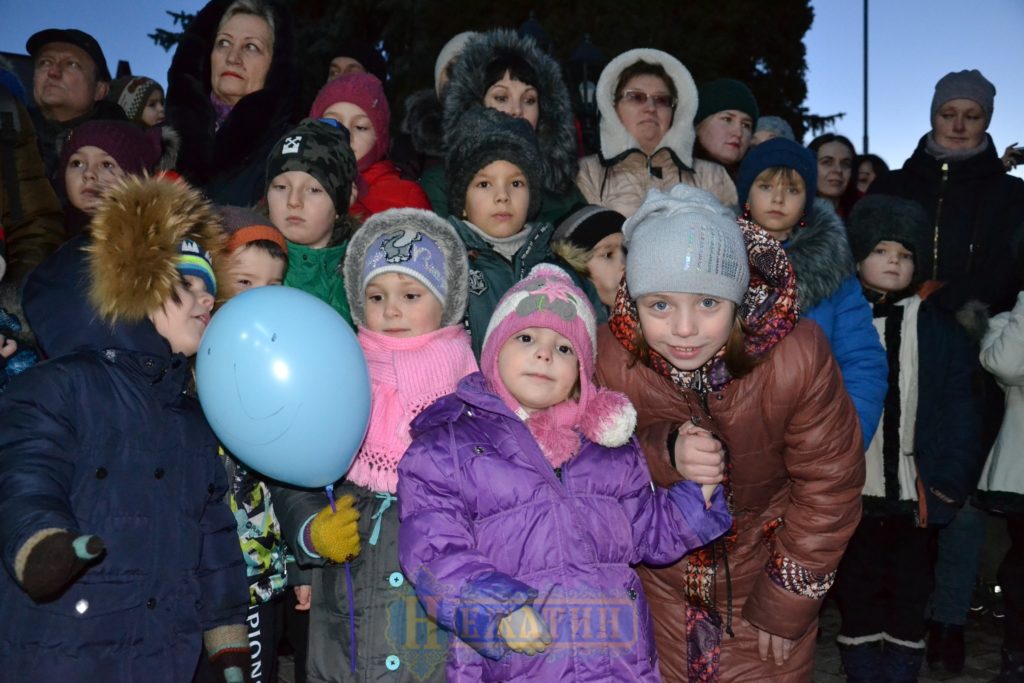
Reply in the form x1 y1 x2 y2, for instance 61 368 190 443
784 198 854 311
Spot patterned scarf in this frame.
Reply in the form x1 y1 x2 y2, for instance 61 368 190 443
609 217 798 681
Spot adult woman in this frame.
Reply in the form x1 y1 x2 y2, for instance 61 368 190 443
855 153 888 194
166 0 299 206
694 78 759 177
808 133 858 217
420 29 581 225
871 68 1024 678
576 49 736 217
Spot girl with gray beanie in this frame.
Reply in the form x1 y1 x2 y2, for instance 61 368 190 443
596 184 864 683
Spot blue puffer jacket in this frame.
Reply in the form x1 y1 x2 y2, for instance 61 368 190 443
0 241 249 680
785 199 888 447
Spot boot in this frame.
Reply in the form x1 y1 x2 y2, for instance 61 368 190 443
927 621 965 673
838 639 883 683
882 639 925 683
991 648 1024 683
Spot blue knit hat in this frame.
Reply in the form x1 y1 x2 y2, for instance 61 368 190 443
735 137 817 219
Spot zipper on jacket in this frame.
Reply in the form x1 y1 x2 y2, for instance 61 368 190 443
932 163 949 280
553 466 563 482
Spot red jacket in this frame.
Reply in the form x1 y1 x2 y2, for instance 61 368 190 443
350 160 431 219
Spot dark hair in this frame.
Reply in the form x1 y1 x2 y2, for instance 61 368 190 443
855 153 889 176
626 310 763 380
614 60 678 105
808 133 859 216
238 238 288 263
483 50 540 94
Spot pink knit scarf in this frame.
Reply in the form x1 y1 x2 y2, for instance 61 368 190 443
347 325 478 493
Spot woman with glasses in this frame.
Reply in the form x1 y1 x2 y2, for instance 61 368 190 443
576 48 738 217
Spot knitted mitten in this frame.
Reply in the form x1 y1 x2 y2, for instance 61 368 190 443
305 495 361 563
204 624 251 683
17 530 105 601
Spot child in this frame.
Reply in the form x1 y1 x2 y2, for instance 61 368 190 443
218 205 288 297
108 75 166 127
310 73 432 218
264 117 361 323
278 208 478 682
833 194 982 682
190 205 292 683
445 105 602 357
551 204 627 310
60 119 175 237
0 176 250 681
596 185 864 682
735 137 887 446
398 263 731 682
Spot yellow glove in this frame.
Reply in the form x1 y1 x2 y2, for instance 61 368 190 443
309 496 361 563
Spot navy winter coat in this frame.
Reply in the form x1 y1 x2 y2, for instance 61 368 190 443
0 241 249 680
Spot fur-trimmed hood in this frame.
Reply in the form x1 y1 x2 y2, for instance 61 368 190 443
595 48 698 168
442 28 578 195
165 0 299 201
783 198 854 311
401 88 445 159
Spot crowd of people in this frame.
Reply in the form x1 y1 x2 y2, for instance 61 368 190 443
1 1 1023 682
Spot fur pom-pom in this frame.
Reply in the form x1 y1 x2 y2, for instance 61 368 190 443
956 298 990 342
527 406 581 468
580 388 637 448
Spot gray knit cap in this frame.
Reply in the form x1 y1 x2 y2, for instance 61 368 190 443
623 185 749 304
754 115 795 142
931 69 996 125
343 208 469 329
847 194 931 278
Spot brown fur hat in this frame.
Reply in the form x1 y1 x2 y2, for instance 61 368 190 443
85 176 227 323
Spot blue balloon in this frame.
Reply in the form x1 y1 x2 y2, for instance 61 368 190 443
197 287 370 488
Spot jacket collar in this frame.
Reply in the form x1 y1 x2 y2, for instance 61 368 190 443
905 133 1005 181
783 198 854 311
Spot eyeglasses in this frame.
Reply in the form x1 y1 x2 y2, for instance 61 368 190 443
616 90 677 109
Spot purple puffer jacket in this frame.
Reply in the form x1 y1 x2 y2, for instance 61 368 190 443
397 373 731 682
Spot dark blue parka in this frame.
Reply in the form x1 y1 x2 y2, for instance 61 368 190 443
0 241 249 680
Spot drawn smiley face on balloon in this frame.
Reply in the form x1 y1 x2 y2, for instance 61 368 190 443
197 287 370 488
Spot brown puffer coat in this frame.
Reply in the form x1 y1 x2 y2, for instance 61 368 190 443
596 320 864 682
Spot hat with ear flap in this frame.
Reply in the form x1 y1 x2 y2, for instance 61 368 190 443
479 263 636 468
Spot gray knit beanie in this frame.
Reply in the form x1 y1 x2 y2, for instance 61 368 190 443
931 69 996 125
754 115 795 142
623 185 749 304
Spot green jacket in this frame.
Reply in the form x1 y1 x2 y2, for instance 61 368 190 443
449 217 603 359
284 240 353 327
420 164 584 226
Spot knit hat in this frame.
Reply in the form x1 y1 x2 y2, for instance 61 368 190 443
623 185 749 304
59 119 164 176
107 76 162 124
445 106 543 221
694 78 759 125
434 31 478 95
931 69 996 125
480 264 636 465
217 206 287 254
754 115 795 142
85 175 226 323
331 38 387 82
552 205 626 252
344 208 469 328
735 137 818 219
309 73 390 169
27 28 111 82
265 118 358 215
847 194 931 275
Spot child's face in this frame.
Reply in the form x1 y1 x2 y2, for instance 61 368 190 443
464 160 529 239
149 274 215 357
141 88 166 127
364 272 443 338
65 145 125 215
267 171 337 248
322 101 377 162
586 233 625 308
635 292 735 371
226 245 286 297
858 240 915 294
748 169 806 240
498 327 579 414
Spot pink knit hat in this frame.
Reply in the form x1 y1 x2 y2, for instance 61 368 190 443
480 264 636 466
309 72 390 170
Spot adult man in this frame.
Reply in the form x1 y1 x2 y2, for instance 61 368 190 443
25 28 125 183
326 39 386 82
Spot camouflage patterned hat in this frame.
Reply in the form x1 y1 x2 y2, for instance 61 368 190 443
265 118 358 214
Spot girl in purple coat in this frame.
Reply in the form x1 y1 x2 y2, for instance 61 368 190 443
397 263 731 682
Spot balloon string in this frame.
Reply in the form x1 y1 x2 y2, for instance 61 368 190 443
326 484 336 512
